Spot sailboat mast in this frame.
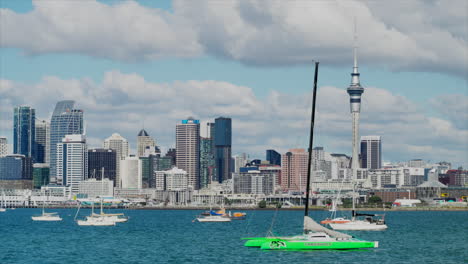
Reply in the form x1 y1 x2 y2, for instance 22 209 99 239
305 61 319 217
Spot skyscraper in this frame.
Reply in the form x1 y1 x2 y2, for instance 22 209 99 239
200 137 215 189
347 34 364 180
280 149 308 192
103 133 129 188
50 101 83 182
33 163 50 189
176 117 200 189
56 134 88 193
13 106 35 159
360 136 382 169
88 148 117 182
137 129 156 157
214 117 232 183
0 137 7 156
266 149 281 166
35 120 50 164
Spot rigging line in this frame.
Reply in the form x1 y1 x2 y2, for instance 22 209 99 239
266 205 280 237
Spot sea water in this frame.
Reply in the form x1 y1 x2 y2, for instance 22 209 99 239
0 209 466 264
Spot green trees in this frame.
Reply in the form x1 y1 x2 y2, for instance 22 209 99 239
258 200 267 208
368 196 383 204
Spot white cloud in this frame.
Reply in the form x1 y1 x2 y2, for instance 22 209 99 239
0 71 466 167
0 0 466 76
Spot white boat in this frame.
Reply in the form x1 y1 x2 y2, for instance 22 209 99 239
0 208 6 212
32 212 62 221
329 219 387 231
88 212 128 223
77 216 116 226
196 215 231 222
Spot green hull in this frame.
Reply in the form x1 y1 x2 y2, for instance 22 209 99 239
260 240 377 250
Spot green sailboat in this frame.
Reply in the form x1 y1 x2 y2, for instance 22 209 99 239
242 62 379 250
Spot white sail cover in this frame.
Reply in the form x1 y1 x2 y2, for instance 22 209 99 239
304 216 352 239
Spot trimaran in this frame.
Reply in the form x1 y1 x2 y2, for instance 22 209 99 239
242 62 379 250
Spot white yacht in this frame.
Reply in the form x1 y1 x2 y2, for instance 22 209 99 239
196 215 231 222
32 212 62 222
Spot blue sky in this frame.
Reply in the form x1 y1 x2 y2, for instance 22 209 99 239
0 0 467 167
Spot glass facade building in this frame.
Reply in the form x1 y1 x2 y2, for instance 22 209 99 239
200 137 215 189
13 106 35 159
214 117 232 183
35 120 50 164
33 164 50 189
50 101 83 182
0 154 33 180
88 148 117 184
266 149 281 166
360 136 382 169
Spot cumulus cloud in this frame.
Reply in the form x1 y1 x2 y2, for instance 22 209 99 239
0 71 466 167
0 0 466 76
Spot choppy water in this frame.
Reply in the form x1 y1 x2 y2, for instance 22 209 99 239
0 209 467 264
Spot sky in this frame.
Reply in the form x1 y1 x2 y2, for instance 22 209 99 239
0 0 467 167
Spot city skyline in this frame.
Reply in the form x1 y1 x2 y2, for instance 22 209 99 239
0 0 466 168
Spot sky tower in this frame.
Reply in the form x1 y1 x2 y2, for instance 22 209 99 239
347 28 364 180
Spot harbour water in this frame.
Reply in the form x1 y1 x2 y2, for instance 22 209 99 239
0 209 466 263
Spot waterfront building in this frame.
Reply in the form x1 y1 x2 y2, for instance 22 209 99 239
137 129 156 157
120 156 142 189
403 167 425 186
446 170 468 187
266 149 281 166
214 117 232 183
347 36 364 180
0 154 33 189
154 167 189 191
78 178 114 197
369 168 405 189
33 163 49 189
56 134 88 193
50 100 83 182
13 106 35 159
409 159 425 168
280 149 308 192
103 133 129 187
360 136 382 169
0 137 7 156
232 171 276 195
88 148 117 183
200 137 215 189
35 120 50 164
176 117 200 189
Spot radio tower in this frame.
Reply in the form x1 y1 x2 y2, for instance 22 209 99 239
347 21 364 180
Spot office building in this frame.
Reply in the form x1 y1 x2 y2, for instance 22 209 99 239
234 153 249 173
50 101 83 182
137 129 156 157
176 117 200 189
56 134 88 193
214 117 232 183
266 149 281 166
78 178 114 197
233 171 276 195
200 137 215 189
361 136 382 169
155 167 189 191
120 156 142 189
0 154 33 189
281 149 308 192
35 120 50 164
13 106 35 159
103 133 129 188
0 137 7 156
409 159 425 168
88 148 117 183
33 163 50 189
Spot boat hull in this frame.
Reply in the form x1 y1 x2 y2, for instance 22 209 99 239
197 217 231 222
260 240 378 250
32 216 62 221
329 222 387 231
77 220 116 226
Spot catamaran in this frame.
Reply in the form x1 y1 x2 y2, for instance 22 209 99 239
242 62 379 250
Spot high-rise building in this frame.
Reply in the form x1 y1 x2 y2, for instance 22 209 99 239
200 137 215 189
120 156 142 189
280 149 308 192
140 154 158 188
266 149 281 166
88 148 117 183
13 106 35 159
165 148 176 165
155 167 188 191
233 171 276 195
234 153 249 173
35 120 50 164
347 34 364 180
137 129 156 157
103 133 129 188
56 134 88 193
176 117 200 189
0 137 7 156
214 117 232 183
0 154 33 189
50 101 83 182
360 136 382 169
33 163 50 189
